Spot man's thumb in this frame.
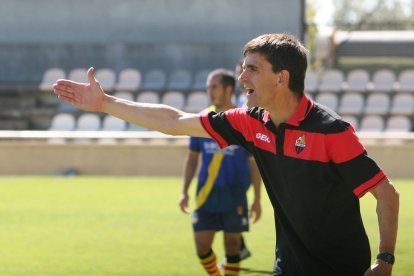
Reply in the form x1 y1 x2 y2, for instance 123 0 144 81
87 67 98 84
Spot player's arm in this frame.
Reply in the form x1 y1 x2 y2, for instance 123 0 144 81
365 177 399 276
179 150 199 214
53 67 210 138
248 157 262 223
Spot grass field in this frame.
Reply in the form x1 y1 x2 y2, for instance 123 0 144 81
0 177 412 275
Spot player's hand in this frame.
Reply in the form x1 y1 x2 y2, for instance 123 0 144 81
249 199 262 223
53 67 106 112
179 193 190 214
364 260 392 276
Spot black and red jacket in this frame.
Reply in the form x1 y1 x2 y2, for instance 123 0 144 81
200 94 386 275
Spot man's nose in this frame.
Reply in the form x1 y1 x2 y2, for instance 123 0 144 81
238 71 246 83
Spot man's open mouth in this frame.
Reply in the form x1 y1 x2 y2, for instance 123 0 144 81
246 89 255 95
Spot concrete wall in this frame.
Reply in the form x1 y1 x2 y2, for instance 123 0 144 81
0 142 413 179
0 0 304 83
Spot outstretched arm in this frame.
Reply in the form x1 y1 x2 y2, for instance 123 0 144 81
53 67 210 138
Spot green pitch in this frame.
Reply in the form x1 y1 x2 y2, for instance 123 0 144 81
0 177 412 275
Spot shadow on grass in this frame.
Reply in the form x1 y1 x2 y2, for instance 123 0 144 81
240 267 273 275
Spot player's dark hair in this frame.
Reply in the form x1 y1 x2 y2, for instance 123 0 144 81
208 69 235 92
243 33 308 94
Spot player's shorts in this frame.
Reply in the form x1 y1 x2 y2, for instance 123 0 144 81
192 205 249 232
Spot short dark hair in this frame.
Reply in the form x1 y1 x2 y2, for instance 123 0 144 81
208 68 236 92
243 33 308 94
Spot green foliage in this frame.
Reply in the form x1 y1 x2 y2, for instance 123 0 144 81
0 177 411 275
333 0 414 30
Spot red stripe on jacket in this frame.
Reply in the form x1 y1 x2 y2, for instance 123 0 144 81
224 108 276 154
353 171 386 198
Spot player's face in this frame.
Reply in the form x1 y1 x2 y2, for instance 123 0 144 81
238 52 279 109
207 75 227 107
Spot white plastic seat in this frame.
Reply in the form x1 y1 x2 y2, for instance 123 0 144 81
371 69 396 92
136 91 160 104
341 115 359 130
315 93 339 111
68 68 88 83
98 116 127 144
318 69 344 93
115 68 141 91
101 115 126 131
48 113 76 130
359 115 385 132
161 91 186 109
345 69 370 92
390 94 414 115
113 91 134 101
385 116 412 132
167 69 192 90
185 91 209 113
397 69 414 93
304 71 319 93
141 69 167 90
75 113 101 131
95 68 116 91
338 93 365 115
192 69 210 90
364 93 390 115
39 68 66 91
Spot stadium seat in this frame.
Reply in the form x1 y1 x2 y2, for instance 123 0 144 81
167 69 192 91
345 69 370 92
48 113 76 131
161 91 186 109
318 69 344 93
304 70 319 93
141 69 167 90
95 68 116 91
397 69 414 93
359 115 385 132
136 91 160 104
364 93 390 115
370 69 396 92
390 94 414 115
341 115 359 131
75 113 101 131
338 93 365 115
192 69 210 91
113 91 134 101
39 68 66 91
315 93 339 111
101 115 126 131
68 68 88 83
115 68 141 91
385 115 412 132
185 91 209 113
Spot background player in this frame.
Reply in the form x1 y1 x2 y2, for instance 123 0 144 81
179 69 261 276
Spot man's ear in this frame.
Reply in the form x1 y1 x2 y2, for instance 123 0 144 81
278 70 290 85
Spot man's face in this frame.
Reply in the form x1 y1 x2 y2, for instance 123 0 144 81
238 52 279 108
206 75 227 107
